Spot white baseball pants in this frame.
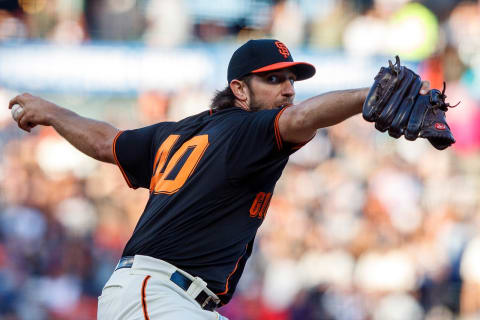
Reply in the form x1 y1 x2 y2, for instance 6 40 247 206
97 255 228 320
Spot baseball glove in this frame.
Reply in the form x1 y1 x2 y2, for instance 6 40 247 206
363 56 458 150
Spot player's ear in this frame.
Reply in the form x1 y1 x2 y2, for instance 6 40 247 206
230 79 249 102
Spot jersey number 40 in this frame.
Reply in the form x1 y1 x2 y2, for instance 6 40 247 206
149 134 209 194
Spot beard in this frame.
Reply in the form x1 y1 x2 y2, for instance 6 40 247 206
246 82 293 112
247 88 262 112
249 100 263 112
248 92 290 112
249 99 290 112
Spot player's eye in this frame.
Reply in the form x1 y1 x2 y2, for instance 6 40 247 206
265 74 296 85
267 75 280 83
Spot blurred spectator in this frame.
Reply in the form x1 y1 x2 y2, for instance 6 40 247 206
0 9 27 40
343 1 439 60
267 0 305 47
446 2 480 69
144 0 192 47
85 0 145 41
373 293 424 320
310 0 356 49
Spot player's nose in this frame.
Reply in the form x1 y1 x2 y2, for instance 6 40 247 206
281 79 295 98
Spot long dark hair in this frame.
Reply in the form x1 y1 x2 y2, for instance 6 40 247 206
210 75 253 111
210 86 236 111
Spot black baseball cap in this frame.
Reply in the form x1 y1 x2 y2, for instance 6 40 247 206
227 39 316 83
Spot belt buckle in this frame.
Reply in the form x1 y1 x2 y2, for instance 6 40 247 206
115 256 134 271
201 295 213 308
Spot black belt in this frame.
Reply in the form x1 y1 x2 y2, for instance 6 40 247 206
115 256 219 311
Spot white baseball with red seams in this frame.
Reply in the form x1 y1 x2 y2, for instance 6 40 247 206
11 104 24 121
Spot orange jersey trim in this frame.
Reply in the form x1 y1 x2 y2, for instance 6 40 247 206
274 105 313 151
112 130 135 189
141 275 151 320
274 106 290 151
217 245 248 296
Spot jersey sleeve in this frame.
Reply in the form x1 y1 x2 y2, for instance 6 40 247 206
113 123 169 189
227 107 307 180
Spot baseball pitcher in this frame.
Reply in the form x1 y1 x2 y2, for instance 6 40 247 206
8 39 453 319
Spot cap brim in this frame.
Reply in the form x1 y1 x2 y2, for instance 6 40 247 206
251 61 316 81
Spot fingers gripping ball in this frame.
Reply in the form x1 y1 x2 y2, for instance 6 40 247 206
11 104 24 122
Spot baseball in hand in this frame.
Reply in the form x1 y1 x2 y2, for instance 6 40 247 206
11 104 24 121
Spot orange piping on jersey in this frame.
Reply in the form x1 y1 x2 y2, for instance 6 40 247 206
274 105 313 151
274 106 291 151
112 130 135 189
209 109 213 116
217 244 248 296
141 275 151 320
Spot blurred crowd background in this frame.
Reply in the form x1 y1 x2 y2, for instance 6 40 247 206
1 0 480 319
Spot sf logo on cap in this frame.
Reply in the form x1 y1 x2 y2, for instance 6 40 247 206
275 41 290 59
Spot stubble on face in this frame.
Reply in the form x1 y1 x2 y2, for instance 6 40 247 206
247 89 262 112
244 72 295 112
245 81 288 112
241 75 264 112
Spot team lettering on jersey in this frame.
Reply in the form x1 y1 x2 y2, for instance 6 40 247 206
249 192 272 219
149 133 273 222
117 108 294 304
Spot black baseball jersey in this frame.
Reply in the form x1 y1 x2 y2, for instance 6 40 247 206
113 106 305 304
